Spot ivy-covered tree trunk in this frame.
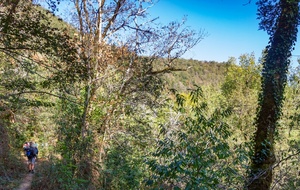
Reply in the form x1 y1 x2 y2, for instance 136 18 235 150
247 0 299 189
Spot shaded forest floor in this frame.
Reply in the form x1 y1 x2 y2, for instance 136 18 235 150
0 153 50 190
0 153 28 190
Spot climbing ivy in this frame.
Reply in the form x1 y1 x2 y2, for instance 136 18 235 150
248 0 300 189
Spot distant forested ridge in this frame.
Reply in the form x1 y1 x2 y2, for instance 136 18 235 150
160 59 227 91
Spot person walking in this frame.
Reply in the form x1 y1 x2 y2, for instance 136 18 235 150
25 142 38 173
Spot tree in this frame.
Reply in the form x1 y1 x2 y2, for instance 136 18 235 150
42 0 205 188
0 2 84 184
247 0 299 189
0 0 82 156
221 54 261 140
0 0 83 112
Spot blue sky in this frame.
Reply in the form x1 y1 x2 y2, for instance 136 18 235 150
148 0 300 66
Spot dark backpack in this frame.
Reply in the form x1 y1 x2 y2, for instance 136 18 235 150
26 148 32 157
26 147 37 158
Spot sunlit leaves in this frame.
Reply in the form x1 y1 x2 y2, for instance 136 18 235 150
146 87 241 189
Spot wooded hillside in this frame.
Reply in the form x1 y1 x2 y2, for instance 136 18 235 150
161 59 227 91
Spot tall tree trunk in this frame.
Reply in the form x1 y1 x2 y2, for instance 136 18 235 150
247 1 299 189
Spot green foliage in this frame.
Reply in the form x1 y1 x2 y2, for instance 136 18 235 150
146 87 247 189
221 54 261 139
221 54 261 96
103 145 144 189
161 59 227 92
270 65 300 189
31 157 89 190
55 99 82 159
0 151 25 189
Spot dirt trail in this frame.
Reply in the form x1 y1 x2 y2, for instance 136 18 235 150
16 173 33 190
16 157 37 190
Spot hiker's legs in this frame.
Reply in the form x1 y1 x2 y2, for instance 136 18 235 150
30 157 36 172
28 163 32 170
30 163 35 171
27 158 31 171
27 157 35 172
29 163 34 170
28 163 32 172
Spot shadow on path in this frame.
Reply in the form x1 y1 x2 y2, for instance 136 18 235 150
16 173 33 190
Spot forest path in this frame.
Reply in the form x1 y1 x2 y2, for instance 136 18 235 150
16 172 33 190
16 157 36 190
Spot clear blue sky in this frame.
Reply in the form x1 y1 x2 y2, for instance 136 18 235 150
148 0 300 66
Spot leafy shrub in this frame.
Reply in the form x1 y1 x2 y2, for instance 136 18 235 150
146 87 247 189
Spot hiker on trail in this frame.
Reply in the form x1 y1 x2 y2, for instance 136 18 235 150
24 141 38 173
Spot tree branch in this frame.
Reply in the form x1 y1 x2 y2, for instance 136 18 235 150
8 90 79 104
